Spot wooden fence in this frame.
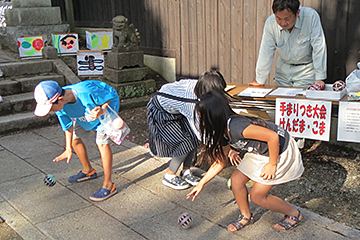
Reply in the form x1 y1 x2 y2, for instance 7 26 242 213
51 0 360 84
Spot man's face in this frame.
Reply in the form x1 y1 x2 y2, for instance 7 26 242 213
275 8 299 31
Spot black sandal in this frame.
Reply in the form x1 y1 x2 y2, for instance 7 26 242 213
274 210 302 231
228 213 254 233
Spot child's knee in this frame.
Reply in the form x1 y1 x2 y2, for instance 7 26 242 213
231 170 248 186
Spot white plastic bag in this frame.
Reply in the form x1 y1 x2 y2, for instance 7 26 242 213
99 106 130 145
345 62 360 93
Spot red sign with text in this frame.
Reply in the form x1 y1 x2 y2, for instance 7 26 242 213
275 98 332 141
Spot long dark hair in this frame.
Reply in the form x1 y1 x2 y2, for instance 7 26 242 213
195 91 235 164
196 91 269 165
194 70 227 98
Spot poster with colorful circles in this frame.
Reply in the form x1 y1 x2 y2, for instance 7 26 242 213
17 35 46 58
52 33 79 54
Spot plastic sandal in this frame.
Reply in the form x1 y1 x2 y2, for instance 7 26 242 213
274 210 302 231
228 213 254 233
89 183 117 202
68 169 97 183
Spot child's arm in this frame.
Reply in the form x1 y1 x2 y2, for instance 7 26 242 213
242 124 279 180
186 145 229 202
53 126 74 163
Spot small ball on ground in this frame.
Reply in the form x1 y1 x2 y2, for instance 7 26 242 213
44 174 56 187
178 212 192 229
332 80 346 91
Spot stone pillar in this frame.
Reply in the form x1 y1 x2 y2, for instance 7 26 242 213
102 15 156 99
1 0 69 51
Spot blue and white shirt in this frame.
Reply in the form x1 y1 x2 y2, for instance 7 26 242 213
157 79 200 139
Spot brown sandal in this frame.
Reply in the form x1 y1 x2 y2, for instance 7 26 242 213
228 213 254 233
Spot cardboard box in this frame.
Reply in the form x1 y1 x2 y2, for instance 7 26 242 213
86 30 113 50
17 35 47 58
306 84 347 101
52 33 79 54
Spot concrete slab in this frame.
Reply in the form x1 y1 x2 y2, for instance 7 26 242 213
0 173 91 224
129 206 246 240
0 131 64 159
1 126 360 239
36 206 146 240
0 201 48 240
92 179 177 226
235 209 355 240
0 149 40 184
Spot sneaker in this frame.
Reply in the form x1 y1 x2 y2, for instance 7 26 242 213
162 176 190 190
181 172 201 186
68 169 98 183
89 184 117 202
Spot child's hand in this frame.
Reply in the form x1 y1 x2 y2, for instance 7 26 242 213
186 184 204 202
260 163 276 180
228 149 241 166
89 106 106 119
53 148 73 164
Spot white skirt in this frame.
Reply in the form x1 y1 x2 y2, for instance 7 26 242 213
237 137 304 185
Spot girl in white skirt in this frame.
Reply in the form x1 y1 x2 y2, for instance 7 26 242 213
187 91 304 232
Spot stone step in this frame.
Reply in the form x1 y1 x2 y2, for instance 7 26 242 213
0 59 53 77
0 73 65 96
0 92 35 116
0 111 58 136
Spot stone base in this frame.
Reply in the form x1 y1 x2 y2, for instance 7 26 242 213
105 51 145 70
5 7 62 26
103 79 156 99
103 66 149 84
1 25 70 52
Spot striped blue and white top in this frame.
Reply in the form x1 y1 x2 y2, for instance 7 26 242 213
157 79 200 139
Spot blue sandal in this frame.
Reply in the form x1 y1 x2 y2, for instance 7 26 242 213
89 184 117 202
228 213 254 232
68 169 97 183
274 210 302 231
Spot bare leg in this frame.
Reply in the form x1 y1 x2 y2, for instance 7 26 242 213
250 182 302 229
228 169 251 232
97 144 113 190
72 138 93 174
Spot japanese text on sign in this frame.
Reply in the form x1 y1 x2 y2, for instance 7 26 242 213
275 98 332 141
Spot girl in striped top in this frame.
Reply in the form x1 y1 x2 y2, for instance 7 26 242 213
146 70 227 190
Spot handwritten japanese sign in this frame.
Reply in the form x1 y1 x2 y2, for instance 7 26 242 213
275 98 332 141
337 102 360 143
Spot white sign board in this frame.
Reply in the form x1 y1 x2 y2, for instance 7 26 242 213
337 102 360 142
275 98 332 141
237 88 273 98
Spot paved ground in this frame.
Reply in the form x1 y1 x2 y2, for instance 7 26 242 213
0 125 360 240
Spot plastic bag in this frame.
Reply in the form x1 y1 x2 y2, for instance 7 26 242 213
98 106 130 145
345 62 360 93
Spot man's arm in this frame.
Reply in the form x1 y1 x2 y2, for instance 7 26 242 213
254 18 277 85
310 10 327 81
